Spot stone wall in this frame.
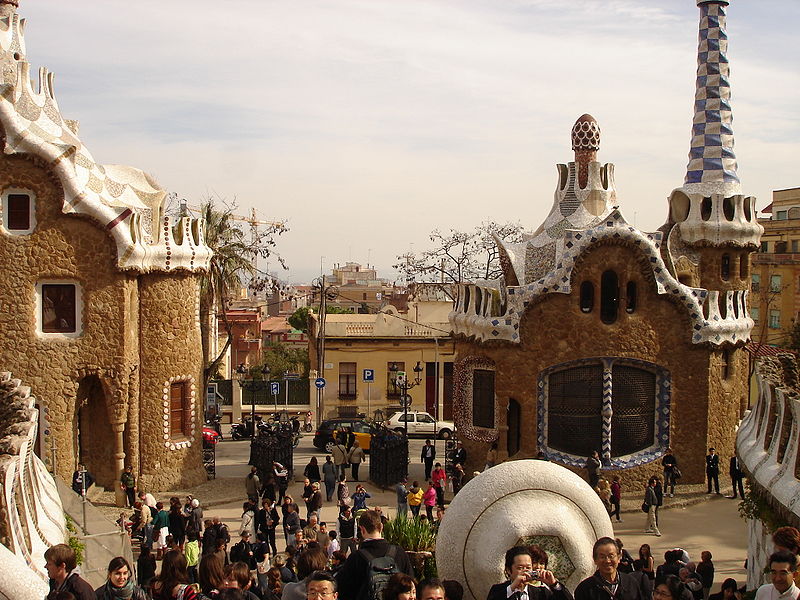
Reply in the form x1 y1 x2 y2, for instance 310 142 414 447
138 273 206 490
0 153 135 486
454 242 748 490
0 151 207 493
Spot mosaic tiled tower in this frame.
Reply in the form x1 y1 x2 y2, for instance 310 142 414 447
684 0 739 196
668 0 761 248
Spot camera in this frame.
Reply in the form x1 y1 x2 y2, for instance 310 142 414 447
525 571 542 582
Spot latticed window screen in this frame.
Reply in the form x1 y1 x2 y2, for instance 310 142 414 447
472 369 495 428
170 381 191 438
547 365 603 457
610 365 655 457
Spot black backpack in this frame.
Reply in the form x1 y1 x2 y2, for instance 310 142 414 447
359 545 400 600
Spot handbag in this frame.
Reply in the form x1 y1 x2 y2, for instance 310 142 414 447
641 502 649 513
673 467 682 479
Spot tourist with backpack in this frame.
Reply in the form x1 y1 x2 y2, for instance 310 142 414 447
335 510 415 600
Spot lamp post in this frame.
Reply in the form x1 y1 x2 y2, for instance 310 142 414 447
389 361 423 437
236 363 271 439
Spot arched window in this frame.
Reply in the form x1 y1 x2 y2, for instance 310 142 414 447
540 358 668 467
739 253 749 279
626 282 637 314
721 254 731 281
600 270 619 324
580 281 594 313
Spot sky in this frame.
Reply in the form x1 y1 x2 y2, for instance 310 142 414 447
19 1 800 284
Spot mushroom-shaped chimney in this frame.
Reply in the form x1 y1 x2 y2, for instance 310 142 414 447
571 114 600 188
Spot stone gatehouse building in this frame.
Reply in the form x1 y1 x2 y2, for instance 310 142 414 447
449 0 763 486
0 1 212 492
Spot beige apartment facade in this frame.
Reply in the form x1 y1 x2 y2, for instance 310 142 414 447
750 187 800 346
308 301 455 421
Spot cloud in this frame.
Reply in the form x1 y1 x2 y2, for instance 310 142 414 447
19 0 799 283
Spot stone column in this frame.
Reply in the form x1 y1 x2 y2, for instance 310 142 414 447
232 379 243 423
112 423 126 507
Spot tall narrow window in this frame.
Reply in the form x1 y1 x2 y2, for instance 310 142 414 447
770 275 782 293
2 190 35 234
40 283 78 334
751 274 760 293
472 369 495 429
625 281 637 314
769 310 780 329
600 270 619 324
721 254 730 281
750 307 759 323
170 381 191 438
507 398 521 457
579 281 594 313
339 362 357 398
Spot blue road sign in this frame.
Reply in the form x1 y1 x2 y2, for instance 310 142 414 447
270 381 280 395
363 369 375 383
315 377 326 389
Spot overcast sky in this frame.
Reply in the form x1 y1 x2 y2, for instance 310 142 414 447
20 1 800 284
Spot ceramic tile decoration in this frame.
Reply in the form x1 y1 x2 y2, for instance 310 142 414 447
437 460 613 600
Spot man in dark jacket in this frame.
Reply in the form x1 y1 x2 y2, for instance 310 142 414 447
486 545 572 600
45 543 95 600
705 448 720 494
257 497 280 556
336 510 415 600
729 455 745 499
230 531 256 569
421 439 436 480
71 464 94 497
574 537 644 600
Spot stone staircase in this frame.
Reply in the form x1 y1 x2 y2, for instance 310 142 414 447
55 477 134 588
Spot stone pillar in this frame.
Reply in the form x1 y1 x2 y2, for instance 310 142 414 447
232 379 243 423
112 423 126 507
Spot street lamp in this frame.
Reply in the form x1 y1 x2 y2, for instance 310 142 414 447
237 363 271 439
389 361 424 436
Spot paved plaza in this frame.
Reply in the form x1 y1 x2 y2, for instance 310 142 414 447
199 430 748 589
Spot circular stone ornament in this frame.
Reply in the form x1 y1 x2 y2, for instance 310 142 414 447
436 460 613 600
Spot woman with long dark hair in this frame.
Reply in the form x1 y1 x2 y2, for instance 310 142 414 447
95 556 149 600
653 575 686 600
150 549 199 599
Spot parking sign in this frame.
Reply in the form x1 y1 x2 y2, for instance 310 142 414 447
363 369 374 383
270 381 280 395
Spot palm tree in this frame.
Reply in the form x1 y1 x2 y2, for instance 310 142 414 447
199 200 256 387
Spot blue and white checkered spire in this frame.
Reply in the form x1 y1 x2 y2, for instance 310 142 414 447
683 0 741 196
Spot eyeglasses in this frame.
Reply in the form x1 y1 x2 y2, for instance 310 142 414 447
596 554 618 561
307 591 335 598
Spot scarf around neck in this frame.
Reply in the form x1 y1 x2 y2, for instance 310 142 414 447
103 578 136 599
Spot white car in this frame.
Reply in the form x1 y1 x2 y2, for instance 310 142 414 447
386 411 456 439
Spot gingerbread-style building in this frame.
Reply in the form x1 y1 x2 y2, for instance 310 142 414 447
449 0 762 485
0 0 212 493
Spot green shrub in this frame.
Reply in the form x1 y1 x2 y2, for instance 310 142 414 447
64 515 85 566
383 515 437 552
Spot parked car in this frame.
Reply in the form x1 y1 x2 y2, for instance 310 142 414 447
202 426 221 444
385 411 455 439
313 418 373 452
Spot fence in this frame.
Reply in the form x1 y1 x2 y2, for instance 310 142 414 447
369 428 408 488
214 378 310 407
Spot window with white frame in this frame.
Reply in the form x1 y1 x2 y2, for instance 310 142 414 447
2 189 35 234
770 275 782 293
37 282 81 336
